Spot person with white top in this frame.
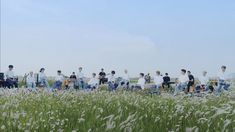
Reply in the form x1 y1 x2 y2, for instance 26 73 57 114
153 71 163 94
107 71 118 91
121 70 130 89
196 71 209 93
174 69 189 96
26 71 36 89
86 73 99 90
38 68 50 88
216 66 230 94
5 65 18 88
53 70 64 89
77 67 85 89
132 73 146 90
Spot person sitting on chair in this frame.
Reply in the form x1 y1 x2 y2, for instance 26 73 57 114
187 71 195 96
5 65 18 88
121 69 130 89
53 70 64 89
26 71 36 89
132 73 146 90
86 73 99 91
196 71 209 93
216 65 230 95
145 73 151 84
99 68 106 85
69 72 77 89
162 73 171 88
77 67 85 89
174 69 189 96
38 68 50 88
107 71 118 91
153 71 163 94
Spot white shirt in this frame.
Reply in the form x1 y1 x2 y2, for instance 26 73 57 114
178 74 189 83
77 72 85 79
88 77 99 86
38 72 47 81
55 75 64 82
199 75 209 85
5 70 15 79
217 71 227 80
27 75 35 84
108 75 116 83
137 78 145 89
154 75 163 85
122 73 130 81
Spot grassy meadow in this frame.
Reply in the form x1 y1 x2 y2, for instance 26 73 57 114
0 86 235 132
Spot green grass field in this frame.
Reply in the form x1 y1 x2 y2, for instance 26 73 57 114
0 87 235 132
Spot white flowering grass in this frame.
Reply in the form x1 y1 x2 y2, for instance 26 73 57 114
0 88 234 132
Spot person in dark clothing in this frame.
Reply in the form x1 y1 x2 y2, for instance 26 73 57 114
69 72 77 89
187 71 195 96
145 73 151 84
162 73 171 88
99 68 106 85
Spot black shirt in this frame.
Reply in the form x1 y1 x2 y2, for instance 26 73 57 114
188 74 195 86
70 75 77 79
99 72 106 78
163 76 170 83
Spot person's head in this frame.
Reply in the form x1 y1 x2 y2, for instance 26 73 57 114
165 73 168 76
203 71 207 76
156 71 161 76
140 73 144 78
124 69 128 74
181 69 186 75
101 68 104 72
40 68 45 73
8 65 14 70
57 70 62 75
92 73 96 78
79 67 83 72
72 72 75 75
111 71 115 75
187 71 191 75
221 65 226 72
29 71 34 76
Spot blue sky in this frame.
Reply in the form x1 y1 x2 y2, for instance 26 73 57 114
1 0 235 77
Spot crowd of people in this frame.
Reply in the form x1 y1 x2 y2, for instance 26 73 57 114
0 65 232 96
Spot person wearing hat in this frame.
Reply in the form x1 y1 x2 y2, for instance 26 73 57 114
5 65 18 88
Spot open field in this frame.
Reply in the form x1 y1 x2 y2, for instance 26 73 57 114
0 87 235 132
